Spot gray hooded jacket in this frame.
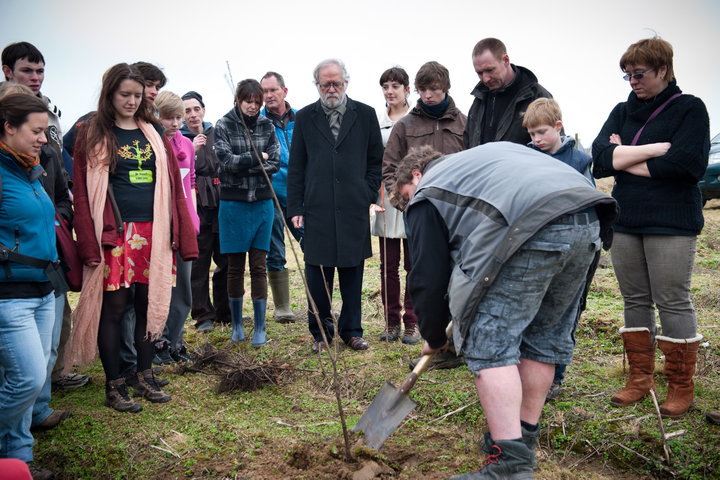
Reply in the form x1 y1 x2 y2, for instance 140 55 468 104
407 142 618 349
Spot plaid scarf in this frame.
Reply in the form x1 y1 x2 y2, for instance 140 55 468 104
0 141 40 171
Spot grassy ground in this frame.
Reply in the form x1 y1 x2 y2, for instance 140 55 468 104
36 196 720 479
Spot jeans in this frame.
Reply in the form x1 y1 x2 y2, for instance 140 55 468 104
161 254 192 350
267 198 304 272
31 294 65 427
554 250 601 383
51 298 72 382
463 214 600 371
611 233 697 339
0 293 55 462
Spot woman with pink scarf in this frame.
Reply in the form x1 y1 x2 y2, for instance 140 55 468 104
69 63 198 413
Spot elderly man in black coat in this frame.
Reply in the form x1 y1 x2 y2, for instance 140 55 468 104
287 58 383 353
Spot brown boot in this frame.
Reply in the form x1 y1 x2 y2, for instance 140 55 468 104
105 378 142 413
610 327 655 407
134 369 172 403
656 334 702 418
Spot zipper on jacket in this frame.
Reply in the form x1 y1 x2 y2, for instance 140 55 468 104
488 95 496 128
13 227 20 253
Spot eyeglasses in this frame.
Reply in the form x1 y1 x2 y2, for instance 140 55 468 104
623 69 654 81
317 81 345 91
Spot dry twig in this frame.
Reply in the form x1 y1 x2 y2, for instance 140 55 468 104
649 389 672 465
150 444 181 458
429 400 479 423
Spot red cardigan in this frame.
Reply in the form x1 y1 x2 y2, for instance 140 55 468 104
73 133 199 265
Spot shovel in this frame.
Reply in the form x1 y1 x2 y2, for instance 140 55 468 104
353 322 453 450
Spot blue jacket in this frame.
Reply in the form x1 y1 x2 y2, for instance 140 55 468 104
530 136 594 184
180 121 212 140
0 152 58 283
261 106 296 203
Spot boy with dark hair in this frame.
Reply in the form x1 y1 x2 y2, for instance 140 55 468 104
2 41 62 150
131 61 167 108
384 61 466 362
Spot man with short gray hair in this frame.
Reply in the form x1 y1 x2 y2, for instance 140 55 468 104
287 59 383 353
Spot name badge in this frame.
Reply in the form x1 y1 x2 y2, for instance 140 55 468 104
129 170 154 183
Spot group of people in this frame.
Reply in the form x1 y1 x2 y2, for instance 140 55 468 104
0 34 714 480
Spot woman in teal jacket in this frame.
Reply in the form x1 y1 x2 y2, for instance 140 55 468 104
0 93 57 478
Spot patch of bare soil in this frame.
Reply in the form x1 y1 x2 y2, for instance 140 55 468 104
173 427 649 480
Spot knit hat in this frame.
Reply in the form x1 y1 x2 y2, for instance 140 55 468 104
181 91 205 108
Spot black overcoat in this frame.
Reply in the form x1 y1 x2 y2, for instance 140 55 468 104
287 97 383 267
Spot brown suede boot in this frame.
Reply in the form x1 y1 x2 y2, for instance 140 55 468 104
610 327 655 407
133 369 172 403
105 378 142 413
656 334 703 418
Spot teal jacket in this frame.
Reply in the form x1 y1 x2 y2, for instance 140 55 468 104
261 106 296 203
0 152 58 283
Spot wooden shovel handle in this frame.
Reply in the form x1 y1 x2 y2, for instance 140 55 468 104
398 321 453 395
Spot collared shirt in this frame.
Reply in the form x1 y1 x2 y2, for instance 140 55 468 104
321 97 347 139
264 102 295 128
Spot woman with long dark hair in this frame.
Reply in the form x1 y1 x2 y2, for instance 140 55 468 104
69 63 198 413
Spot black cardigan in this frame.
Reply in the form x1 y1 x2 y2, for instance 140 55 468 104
592 82 709 235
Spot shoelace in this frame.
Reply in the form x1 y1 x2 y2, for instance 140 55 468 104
145 373 162 391
480 444 502 469
116 383 132 400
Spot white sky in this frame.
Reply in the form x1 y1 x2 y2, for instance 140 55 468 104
3 0 719 145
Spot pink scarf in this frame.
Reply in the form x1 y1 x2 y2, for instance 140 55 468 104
66 120 173 368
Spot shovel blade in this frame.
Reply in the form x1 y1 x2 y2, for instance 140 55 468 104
353 381 417 450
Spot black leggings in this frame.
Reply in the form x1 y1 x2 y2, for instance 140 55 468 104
97 284 153 381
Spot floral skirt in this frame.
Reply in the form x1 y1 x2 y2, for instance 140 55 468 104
102 221 175 291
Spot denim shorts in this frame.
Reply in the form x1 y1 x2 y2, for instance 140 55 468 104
463 212 601 372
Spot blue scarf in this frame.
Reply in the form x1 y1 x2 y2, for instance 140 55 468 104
418 94 450 118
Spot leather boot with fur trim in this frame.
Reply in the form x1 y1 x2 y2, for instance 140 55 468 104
656 334 703 418
610 327 656 407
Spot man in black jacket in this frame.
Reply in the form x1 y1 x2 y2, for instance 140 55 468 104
287 59 383 353
181 91 230 333
464 37 556 148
